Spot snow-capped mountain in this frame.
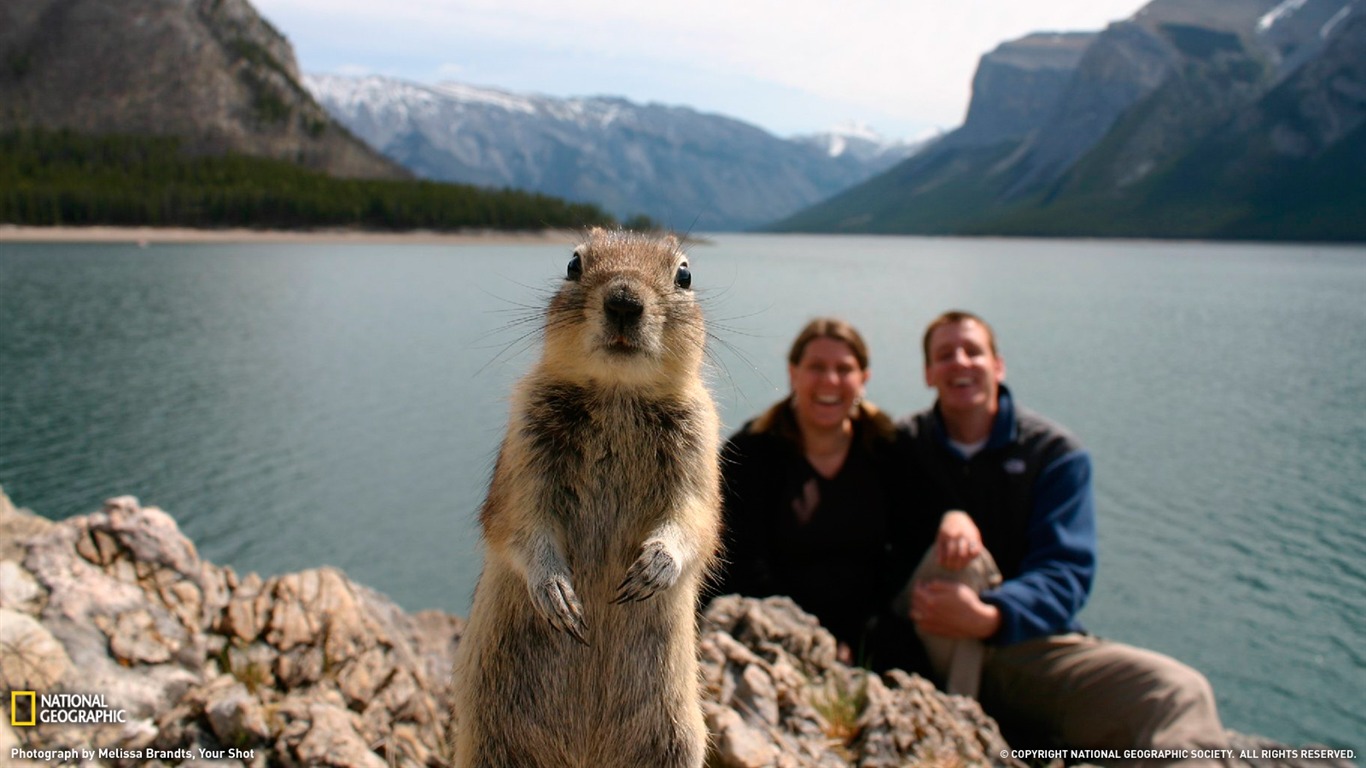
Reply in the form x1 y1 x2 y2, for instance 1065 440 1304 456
792 120 932 164
305 74 922 230
1256 0 1361 77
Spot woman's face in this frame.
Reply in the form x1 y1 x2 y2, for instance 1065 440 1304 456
788 337 870 433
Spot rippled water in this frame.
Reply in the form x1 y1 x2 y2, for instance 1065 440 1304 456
1 235 1362 751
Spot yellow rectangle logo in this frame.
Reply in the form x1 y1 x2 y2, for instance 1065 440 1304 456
10 691 37 726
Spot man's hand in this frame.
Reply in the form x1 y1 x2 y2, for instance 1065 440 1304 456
911 581 1001 639
936 510 983 570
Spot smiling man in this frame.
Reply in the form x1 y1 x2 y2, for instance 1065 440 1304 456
896 310 1232 766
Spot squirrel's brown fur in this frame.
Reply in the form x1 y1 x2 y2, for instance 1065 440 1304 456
451 228 721 768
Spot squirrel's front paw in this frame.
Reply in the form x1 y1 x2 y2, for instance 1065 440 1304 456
532 574 589 645
613 540 680 603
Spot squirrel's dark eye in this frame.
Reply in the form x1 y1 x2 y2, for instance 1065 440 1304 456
675 263 691 290
567 253 583 280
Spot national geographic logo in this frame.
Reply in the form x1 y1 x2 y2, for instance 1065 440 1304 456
8 691 127 726
10 692 35 726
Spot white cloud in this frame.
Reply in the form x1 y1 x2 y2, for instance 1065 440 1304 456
256 0 1149 136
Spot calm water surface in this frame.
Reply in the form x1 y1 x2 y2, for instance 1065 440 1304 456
1 234 1362 751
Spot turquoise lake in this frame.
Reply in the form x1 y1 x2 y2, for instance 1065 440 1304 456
1 234 1362 751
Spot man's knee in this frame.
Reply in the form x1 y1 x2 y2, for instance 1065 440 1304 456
1162 664 1222 729
1119 648 1226 751
1168 660 1217 710
1137 650 1216 709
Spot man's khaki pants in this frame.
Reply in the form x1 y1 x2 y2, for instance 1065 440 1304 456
898 547 1231 767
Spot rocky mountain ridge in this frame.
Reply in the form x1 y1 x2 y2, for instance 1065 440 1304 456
951 32 1097 148
305 74 924 231
775 0 1366 240
0 0 403 180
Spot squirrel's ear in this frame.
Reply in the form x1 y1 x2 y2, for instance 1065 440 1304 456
662 233 679 248
589 226 607 238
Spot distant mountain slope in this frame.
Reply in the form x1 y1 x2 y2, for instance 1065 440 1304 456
776 0 1366 241
0 0 403 179
1001 3 1366 240
305 75 923 230
772 30 1100 234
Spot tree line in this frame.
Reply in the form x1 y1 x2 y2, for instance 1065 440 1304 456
0 129 617 231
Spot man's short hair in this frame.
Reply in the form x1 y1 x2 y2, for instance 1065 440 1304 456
921 310 999 367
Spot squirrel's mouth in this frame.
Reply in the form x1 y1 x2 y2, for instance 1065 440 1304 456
605 335 639 355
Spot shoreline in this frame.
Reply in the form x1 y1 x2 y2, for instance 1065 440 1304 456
0 224 583 245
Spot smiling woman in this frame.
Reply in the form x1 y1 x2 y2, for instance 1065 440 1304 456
787 326 873 472
707 317 931 672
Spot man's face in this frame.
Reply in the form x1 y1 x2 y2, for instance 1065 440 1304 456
924 320 1005 415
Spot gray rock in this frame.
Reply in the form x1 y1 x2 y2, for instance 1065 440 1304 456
737 663 781 727
0 559 43 613
707 705 781 768
0 607 72 690
0 488 54 562
0 492 1345 768
204 681 270 747
274 694 388 768
702 595 1018 768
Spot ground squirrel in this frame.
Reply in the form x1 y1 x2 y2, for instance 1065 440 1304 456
451 228 722 768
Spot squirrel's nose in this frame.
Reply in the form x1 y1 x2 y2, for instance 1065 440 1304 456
604 290 644 327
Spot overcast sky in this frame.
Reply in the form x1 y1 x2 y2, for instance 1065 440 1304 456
253 0 1150 140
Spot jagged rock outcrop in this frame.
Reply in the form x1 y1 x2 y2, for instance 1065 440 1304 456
700 597 1018 768
1 493 459 767
1242 4 1366 156
1005 0 1283 195
952 33 1096 148
0 490 1351 767
1257 0 1361 79
0 0 404 180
